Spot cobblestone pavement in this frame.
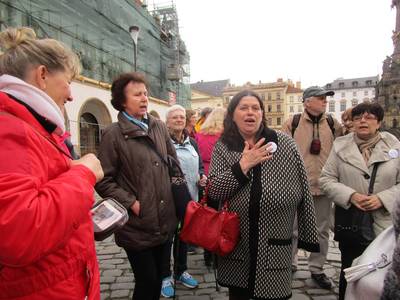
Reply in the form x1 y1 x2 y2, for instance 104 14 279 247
97 237 340 300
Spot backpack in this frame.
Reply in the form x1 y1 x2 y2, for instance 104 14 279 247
291 113 335 137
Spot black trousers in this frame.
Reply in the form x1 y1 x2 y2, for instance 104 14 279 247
228 286 251 300
124 241 170 300
338 241 368 300
160 234 188 279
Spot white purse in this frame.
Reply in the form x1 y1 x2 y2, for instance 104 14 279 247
344 226 395 300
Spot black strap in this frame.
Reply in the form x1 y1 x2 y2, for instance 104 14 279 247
326 114 336 136
292 113 335 137
368 163 380 195
291 113 301 136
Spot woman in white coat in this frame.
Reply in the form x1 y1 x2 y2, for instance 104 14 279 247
319 102 400 300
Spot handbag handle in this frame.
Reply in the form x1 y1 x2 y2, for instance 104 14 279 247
200 181 230 211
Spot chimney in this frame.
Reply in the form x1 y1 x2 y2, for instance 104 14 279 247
296 81 301 89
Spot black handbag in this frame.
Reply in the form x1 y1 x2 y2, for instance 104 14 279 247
146 141 192 221
334 163 380 245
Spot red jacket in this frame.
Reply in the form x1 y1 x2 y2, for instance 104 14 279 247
0 92 100 299
195 132 220 176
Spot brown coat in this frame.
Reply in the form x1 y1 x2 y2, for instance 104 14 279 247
95 112 177 251
282 112 343 195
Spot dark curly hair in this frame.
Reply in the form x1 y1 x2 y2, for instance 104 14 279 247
220 90 267 146
111 72 148 111
351 102 384 122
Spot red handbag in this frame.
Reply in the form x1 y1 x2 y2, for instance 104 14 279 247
179 187 240 256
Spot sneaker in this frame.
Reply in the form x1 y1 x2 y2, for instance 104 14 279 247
311 273 332 290
161 276 174 298
177 271 198 288
187 245 196 254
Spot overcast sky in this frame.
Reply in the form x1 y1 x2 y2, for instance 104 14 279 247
159 0 396 88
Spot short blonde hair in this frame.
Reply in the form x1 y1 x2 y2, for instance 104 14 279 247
0 27 80 80
199 107 225 135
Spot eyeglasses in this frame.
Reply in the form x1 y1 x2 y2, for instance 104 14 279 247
352 113 377 122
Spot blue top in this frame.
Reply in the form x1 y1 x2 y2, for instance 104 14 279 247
172 135 200 201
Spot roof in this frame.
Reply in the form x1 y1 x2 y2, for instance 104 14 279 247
286 86 303 93
325 76 379 90
190 79 230 97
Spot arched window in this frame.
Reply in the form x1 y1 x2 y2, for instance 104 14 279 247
80 113 100 156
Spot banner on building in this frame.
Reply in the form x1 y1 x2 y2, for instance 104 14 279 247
168 91 176 105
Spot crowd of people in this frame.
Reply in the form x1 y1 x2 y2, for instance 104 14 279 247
1 26 400 300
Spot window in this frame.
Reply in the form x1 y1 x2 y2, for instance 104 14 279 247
290 96 294 103
289 106 294 112
326 84 332 88
372 89 375 95
298 96 302 102
353 91 357 97
329 101 335 112
339 82 345 88
267 118 272 126
340 100 346 112
277 104 281 112
267 104 272 112
366 80 372 86
277 117 281 126
341 92 346 98
351 99 358 107
276 92 281 100
268 93 272 101
352 81 358 87
297 105 303 112
364 90 368 96
261 93 265 100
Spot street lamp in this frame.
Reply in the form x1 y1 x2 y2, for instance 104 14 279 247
129 25 140 71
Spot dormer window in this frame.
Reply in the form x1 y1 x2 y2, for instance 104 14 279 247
339 82 345 88
352 81 358 87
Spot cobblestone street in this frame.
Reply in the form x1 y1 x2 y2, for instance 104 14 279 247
97 237 340 300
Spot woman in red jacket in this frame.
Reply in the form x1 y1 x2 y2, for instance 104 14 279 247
195 107 225 266
0 27 103 299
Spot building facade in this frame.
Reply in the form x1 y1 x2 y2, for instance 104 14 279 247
285 81 303 120
0 0 189 155
325 76 378 121
222 79 299 130
190 79 229 112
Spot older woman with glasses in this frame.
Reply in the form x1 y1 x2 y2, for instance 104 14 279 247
320 102 400 300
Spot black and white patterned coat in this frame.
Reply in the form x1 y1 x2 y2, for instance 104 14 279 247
208 128 319 300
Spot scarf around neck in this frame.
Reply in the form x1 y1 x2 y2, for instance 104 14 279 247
0 74 65 135
354 132 381 163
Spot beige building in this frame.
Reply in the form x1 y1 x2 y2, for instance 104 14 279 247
285 82 303 120
190 80 230 112
223 79 301 130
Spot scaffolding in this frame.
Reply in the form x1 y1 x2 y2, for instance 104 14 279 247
0 0 191 106
149 1 190 106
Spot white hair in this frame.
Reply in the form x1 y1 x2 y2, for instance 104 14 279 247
165 104 186 120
